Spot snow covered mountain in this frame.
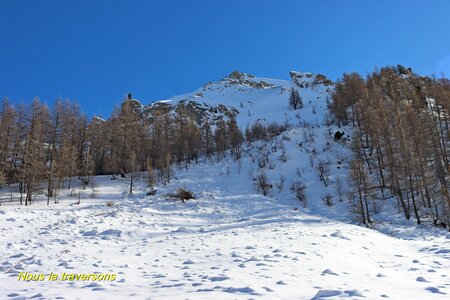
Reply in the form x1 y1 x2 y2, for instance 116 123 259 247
0 70 449 300
135 70 334 128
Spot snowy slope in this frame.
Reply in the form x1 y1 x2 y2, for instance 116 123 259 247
0 162 449 299
150 71 333 128
0 70 449 299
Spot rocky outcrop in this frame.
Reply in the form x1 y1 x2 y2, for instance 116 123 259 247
228 70 254 80
142 100 239 125
224 71 274 89
290 71 333 88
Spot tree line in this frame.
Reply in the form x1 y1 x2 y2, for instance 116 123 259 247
0 97 244 204
330 65 450 228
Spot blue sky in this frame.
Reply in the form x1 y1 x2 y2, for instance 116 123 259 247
1 0 450 117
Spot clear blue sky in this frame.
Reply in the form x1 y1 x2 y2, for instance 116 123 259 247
1 0 450 117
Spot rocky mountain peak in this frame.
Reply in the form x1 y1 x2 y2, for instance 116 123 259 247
289 71 333 88
222 70 274 89
227 70 255 80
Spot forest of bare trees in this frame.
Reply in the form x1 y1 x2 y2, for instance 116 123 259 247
330 65 450 228
0 96 244 203
1 65 449 231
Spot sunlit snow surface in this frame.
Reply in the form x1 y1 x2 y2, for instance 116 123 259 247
0 72 449 299
0 162 448 299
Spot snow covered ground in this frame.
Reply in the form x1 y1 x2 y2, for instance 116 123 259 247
0 71 449 299
0 159 449 299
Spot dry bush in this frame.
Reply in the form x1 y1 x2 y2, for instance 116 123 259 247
254 171 272 196
147 188 157 196
291 181 307 208
168 188 195 202
323 193 333 206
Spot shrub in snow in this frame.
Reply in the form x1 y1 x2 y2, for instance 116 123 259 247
254 171 272 196
290 181 307 207
316 160 330 187
281 135 290 141
279 151 287 163
169 188 195 202
289 88 303 110
257 157 266 169
146 188 157 196
334 131 345 141
276 175 285 192
323 194 333 206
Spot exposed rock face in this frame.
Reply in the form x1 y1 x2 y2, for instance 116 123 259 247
117 71 280 126
224 71 274 89
144 101 172 116
174 100 208 124
290 71 333 88
121 99 143 112
228 70 252 80
143 100 239 125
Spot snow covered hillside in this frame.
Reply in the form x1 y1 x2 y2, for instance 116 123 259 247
143 70 333 128
0 70 449 299
0 162 449 299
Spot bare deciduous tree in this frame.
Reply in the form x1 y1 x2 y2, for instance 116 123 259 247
254 171 272 196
